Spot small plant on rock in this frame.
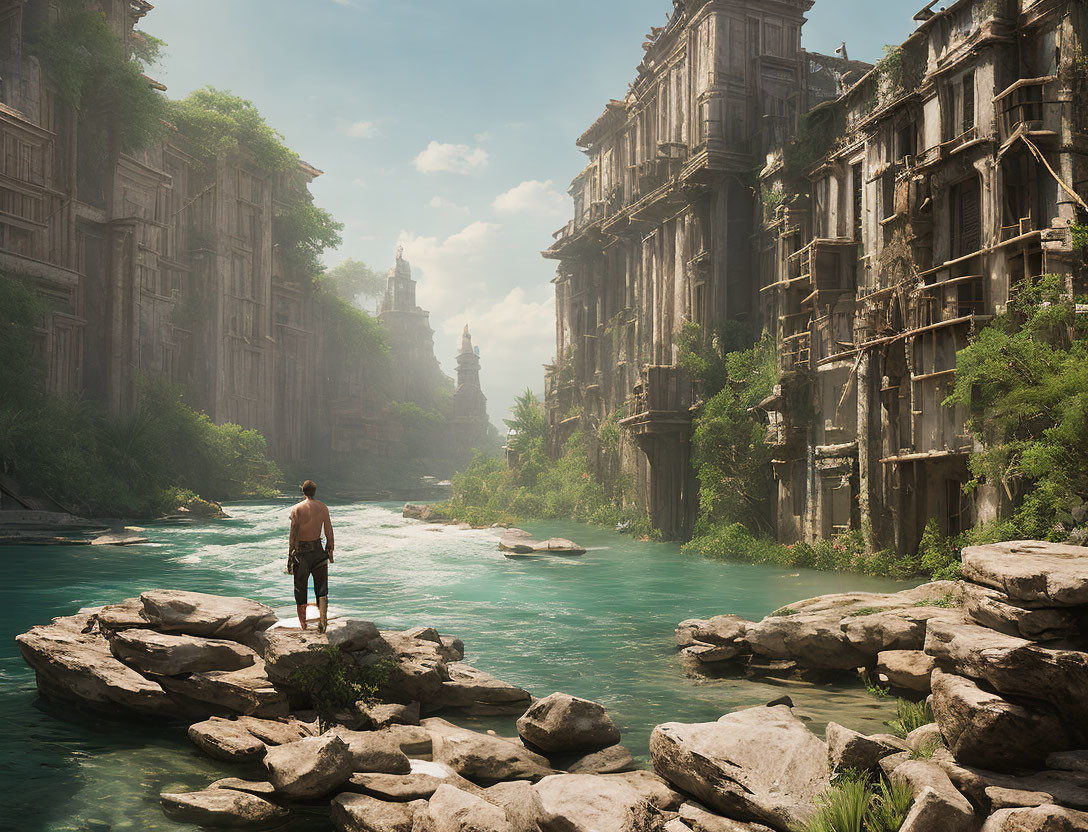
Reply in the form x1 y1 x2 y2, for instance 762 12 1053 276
888 698 933 739
859 670 890 698
288 647 394 725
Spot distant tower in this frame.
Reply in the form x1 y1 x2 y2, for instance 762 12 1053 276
378 247 451 406
451 325 490 449
382 245 417 313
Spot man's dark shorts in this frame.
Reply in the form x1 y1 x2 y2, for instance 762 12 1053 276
293 539 328 605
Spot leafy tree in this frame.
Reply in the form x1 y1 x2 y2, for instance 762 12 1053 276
323 259 385 307
28 0 165 152
503 389 548 487
167 86 299 171
945 274 1088 539
275 200 344 275
682 325 778 535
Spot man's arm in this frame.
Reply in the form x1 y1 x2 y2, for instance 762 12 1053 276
323 505 335 563
289 509 299 553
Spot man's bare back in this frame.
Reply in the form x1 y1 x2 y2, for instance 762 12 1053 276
290 498 334 555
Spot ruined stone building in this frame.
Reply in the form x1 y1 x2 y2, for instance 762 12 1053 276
0 0 418 476
450 325 491 453
546 0 1088 548
544 0 842 539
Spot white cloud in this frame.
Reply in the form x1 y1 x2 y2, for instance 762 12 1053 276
429 195 469 213
397 221 502 310
352 178 366 188
474 131 493 143
413 141 489 175
346 120 376 138
493 179 567 218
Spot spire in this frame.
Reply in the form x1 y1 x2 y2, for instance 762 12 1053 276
460 324 473 355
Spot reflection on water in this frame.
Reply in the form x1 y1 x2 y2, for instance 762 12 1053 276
0 500 913 830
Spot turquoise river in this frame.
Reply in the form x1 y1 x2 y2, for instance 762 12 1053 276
1 499 914 831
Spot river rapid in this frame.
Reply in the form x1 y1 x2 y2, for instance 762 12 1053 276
1 499 913 831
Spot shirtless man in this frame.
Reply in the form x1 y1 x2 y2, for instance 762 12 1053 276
288 480 335 632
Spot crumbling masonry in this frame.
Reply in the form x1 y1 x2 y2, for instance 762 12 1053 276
545 0 1087 547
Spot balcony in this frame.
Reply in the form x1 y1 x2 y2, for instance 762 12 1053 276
995 76 1061 145
619 365 694 437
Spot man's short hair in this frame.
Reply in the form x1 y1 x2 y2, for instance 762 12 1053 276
302 480 317 498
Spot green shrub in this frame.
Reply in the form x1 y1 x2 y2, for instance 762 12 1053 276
867 776 914 831
288 648 394 725
889 698 933 739
798 771 913 832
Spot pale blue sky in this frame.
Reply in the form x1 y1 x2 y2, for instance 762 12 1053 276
148 0 922 419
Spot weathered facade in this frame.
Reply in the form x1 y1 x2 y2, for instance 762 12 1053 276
760 0 1086 553
547 0 1088 548
0 0 426 475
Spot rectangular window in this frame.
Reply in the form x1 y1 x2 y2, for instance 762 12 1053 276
851 162 864 242
962 71 975 134
951 178 982 259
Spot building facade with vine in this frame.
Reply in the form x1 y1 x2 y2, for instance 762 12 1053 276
546 0 1088 548
0 0 400 472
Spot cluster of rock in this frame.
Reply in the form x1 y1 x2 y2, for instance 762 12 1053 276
497 529 587 558
15 589 531 720
678 539 1088 831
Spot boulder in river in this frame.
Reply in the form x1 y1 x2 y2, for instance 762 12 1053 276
516 692 621 753
960 582 1081 642
188 717 268 762
825 722 907 773
498 530 586 557
160 788 288 828
263 734 353 799
423 717 554 784
331 792 424 832
345 759 481 802
412 784 513 832
16 612 193 717
650 704 829 831
875 650 935 692
980 804 1088 831
325 727 412 774
140 590 277 640
531 773 664 832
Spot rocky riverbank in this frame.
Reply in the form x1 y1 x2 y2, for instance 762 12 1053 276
677 539 1088 830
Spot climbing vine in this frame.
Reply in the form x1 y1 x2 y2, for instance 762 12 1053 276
28 0 165 152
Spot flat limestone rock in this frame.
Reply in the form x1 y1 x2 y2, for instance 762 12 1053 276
650 705 829 830
825 722 907 773
413 784 513 832
157 660 289 717
422 717 554 784
108 628 258 676
930 668 1067 771
678 802 777 832
516 692 621 754
141 590 277 640
876 650 935 692
16 613 187 717
90 598 148 631
263 734 353 799
189 717 267 762
207 779 277 797
743 583 964 671
980 804 1088 831
531 773 664 832
962 541 1088 606
441 663 532 709
325 727 412 774
330 793 423 832
160 788 288 827
555 743 637 774
676 616 750 648
345 760 480 802
924 619 1088 741
603 770 685 811
960 582 1080 641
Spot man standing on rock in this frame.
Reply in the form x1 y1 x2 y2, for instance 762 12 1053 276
288 480 334 632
